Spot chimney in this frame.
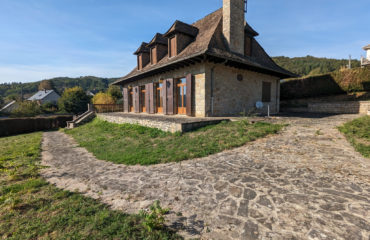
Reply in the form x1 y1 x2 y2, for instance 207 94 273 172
223 0 245 55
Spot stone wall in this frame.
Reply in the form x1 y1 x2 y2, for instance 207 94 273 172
205 63 280 116
98 114 182 133
308 101 370 114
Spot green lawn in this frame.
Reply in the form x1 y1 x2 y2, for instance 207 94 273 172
0 132 180 240
338 116 370 158
64 118 284 165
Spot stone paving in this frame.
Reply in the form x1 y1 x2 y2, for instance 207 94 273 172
41 114 370 240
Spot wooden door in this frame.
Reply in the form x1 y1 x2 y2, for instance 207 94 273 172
129 89 134 112
140 86 146 113
156 83 163 113
176 78 186 115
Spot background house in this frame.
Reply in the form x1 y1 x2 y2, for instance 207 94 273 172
27 89 60 105
0 100 19 114
361 44 370 67
113 0 294 117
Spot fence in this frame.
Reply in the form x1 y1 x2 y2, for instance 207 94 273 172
93 104 123 113
0 115 73 137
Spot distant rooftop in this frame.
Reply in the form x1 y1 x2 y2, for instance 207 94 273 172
28 90 55 101
363 44 370 50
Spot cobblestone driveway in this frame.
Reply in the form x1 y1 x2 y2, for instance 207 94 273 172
41 114 370 239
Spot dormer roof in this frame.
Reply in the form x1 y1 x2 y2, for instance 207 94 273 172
134 42 150 55
147 33 168 47
163 20 199 38
245 22 259 37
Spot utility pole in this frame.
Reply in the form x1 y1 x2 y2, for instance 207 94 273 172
348 54 352 69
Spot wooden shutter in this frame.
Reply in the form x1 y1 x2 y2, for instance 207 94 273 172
262 82 271 102
170 36 176 57
162 80 168 114
167 78 174 115
151 47 157 64
134 86 140 113
145 84 150 113
148 83 155 114
123 87 129 112
186 74 192 116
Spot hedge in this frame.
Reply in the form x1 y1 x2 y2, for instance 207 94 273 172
0 115 73 137
281 67 370 100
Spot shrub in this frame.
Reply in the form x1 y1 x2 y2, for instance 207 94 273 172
107 85 122 101
11 101 41 117
41 102 58 114
281 67 370 100
92 92 116 105
58 87 90 114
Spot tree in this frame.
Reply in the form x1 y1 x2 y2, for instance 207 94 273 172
92 92 116 105
107 85 122 101
11 101 41 117
58 87 90 114
0 96 4 108
39 80 54 91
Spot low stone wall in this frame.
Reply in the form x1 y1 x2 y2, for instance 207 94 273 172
308 101 370 114
98 114 182 133
97 113 228 133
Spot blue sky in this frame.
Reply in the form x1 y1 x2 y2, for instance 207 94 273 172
0 0 369 83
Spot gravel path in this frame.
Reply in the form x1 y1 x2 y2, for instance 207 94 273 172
41 114 370 240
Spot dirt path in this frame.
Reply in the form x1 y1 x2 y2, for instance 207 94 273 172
41 114 370 240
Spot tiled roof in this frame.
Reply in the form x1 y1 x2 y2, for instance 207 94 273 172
28 90 55 101
163 20 199 37
134 42 150 55
113 8 295 85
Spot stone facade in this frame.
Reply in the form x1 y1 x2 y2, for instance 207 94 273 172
205 63 280 116
122 62 280 117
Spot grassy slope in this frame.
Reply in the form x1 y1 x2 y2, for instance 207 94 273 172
338 116 370 158
64 118 284 165
0 132 180 240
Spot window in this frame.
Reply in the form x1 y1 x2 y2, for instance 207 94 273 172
137 54 143 70
169 36 177 57
245 37 252 56
262 82 271 102
150 47 157 64
156 83 163 113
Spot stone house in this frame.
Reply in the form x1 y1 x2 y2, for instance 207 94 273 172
27 89 60 105
112 0 295 117
361 44 370 68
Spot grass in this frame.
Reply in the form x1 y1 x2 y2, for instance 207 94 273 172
64 118 284 165
0 132 181 240
338 116 370 158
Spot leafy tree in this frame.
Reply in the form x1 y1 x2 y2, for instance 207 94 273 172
41 102 58 114
58 87 90 114
38 80 54 91
92 92 116 105
11 101 41 117
107 85 122 101
0 96 4 108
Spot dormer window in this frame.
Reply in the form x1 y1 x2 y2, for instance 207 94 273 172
169 36 177 58
164 20 198 58
150 47 157 64
147 33 168 65
244 22 259 57
244 37 252 56
134 42 150 70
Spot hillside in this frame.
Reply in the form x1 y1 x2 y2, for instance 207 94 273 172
0 76 117 100
272 56 361 76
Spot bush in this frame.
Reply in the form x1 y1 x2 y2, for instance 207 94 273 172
11 101 42 117
41 102 58 114
107 85 122 101
281 67 370 100
92 92 116 105
58 87 90 114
